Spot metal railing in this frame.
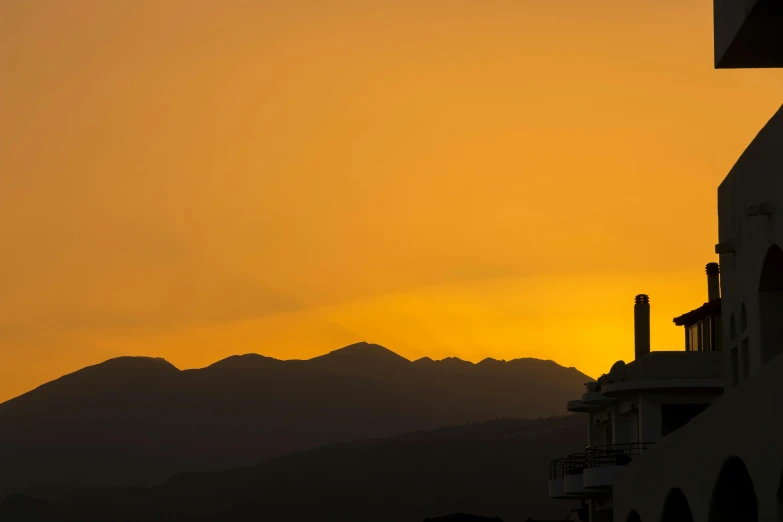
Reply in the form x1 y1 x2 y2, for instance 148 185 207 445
549 453 587 479
565 453 587 475
584 443 653 468
549 458 567 479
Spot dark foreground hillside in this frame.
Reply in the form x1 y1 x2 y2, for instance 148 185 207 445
0 343 590 500
0 415 585 522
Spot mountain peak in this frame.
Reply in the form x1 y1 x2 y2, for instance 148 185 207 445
439 356 471 365
207 354 283 370
310 342 411 364
92 356 179 372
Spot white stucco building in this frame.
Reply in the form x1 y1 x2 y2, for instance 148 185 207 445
548 271 726 522
547 2 783 520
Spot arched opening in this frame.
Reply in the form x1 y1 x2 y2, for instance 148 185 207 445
626 509 641 522
708 456 758 522
759 245 783 364
741 304 748 333
660 488 693 522
731 313 738 340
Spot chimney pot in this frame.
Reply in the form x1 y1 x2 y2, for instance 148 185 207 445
634 294 651 360
706 263 720 301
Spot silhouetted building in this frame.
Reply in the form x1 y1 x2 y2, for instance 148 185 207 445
713 0 783 68
673 263 722 353
546 6 783 520
547 267 724 522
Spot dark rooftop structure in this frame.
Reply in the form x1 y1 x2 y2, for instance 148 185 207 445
673 263 722 352
713 0 783 68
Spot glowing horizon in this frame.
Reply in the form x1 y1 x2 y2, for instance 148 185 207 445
2 0 783 402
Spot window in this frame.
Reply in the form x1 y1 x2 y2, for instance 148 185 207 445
688 325 701 351
740 304 748 332
702 318 712 352
731 347 739 387
685 318 721 352
730 314 737 340
741 339 750 379
759 246 783 364
713 315 722 351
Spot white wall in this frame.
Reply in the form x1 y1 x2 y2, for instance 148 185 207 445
612 342 783 522
718 104 783 385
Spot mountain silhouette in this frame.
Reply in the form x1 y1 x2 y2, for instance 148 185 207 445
0 415 585 522
0 343 590 501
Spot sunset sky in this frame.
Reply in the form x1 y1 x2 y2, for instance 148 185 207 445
2 0 783 402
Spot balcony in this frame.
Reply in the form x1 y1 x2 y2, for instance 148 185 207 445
563 453 592 497
548 458 569 499
582 442 653 489
598 351 724 397
548 453 593 498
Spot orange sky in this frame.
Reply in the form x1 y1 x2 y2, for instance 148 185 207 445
2 0 783 402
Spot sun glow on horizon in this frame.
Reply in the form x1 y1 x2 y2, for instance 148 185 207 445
2 0 783 402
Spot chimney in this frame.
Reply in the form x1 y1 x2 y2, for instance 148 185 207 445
706 262 720 302
634 294 651 360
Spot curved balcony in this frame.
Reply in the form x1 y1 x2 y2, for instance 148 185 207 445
548 454 592 498
566 399 604 413
563 453 592 497
580 391 619 407
583 442 653 489
548 458 569 499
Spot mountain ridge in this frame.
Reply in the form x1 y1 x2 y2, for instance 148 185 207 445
0 342 592 502
4 342 588 391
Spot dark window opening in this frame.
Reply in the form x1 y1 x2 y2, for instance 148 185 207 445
713 315 722 351
741 339 750 379
687 324 701 351
708 456 758 522
741 303 748 332
731 347 739 387
661 403 709 436
661 488 694 522
759 246 783 365
703 317 712 351
685 317 720 352
730 314 737 340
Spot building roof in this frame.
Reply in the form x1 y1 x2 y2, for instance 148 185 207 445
673 299 721 327
595 351 724 388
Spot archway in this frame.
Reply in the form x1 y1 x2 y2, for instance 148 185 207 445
708 456 758 522
660 488 693 522
731 313 738 341
759 245 783 364
741 304 748 333
625 509 641 522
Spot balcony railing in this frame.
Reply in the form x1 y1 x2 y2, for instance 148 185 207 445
549 458 567 479
565 453 586 475
549 453 587 479
584 443 653 468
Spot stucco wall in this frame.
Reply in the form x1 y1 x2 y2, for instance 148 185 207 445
718 104 783 384
620 352 723 381
612 352 783 522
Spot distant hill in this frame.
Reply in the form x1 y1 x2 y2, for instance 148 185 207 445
0 415 586 522
0 342 591 500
